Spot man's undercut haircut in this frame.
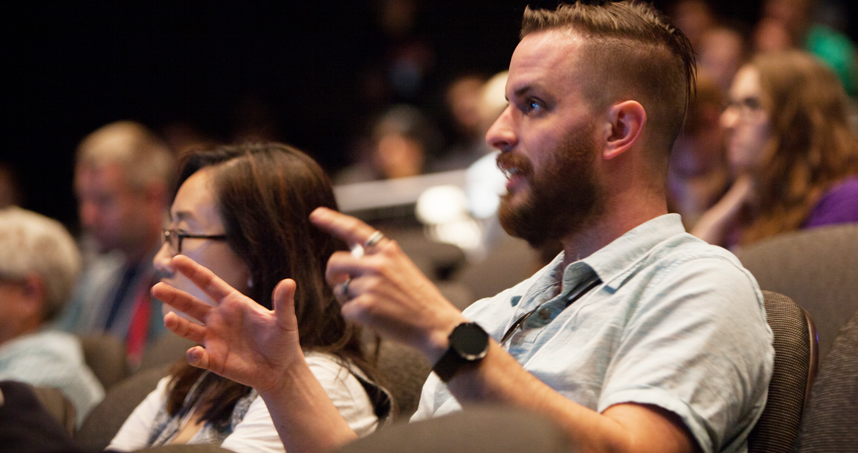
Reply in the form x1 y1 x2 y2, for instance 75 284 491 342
75 121 175 192
521 1 696 162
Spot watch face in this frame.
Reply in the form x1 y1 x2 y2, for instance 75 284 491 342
450 323 489 359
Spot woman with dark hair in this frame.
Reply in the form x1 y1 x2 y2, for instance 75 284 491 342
107 143 386 452
693 50 858 248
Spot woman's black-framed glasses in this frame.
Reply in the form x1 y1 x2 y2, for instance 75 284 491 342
162 229 227 254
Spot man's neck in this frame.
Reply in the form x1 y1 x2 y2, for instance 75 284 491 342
0 319 42 347
560 195 667 270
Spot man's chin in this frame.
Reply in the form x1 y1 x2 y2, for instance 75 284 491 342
498 203 547 248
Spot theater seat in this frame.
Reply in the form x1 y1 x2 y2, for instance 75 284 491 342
138 333 196 373
334 405 571 453
30 385 76 435
736 223 858 360
373 340 432 421
795 307 858 452
79 334 130 391
75 364 171 450
747 291 818 453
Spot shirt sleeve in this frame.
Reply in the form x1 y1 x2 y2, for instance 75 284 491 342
106 376 171 452
305 354 379 436
597 256 773 453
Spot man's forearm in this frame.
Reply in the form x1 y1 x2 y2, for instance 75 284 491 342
444 341 696 453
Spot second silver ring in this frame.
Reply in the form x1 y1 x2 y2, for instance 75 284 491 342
363 231 386 251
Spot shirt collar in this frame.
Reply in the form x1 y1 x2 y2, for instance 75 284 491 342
555 214 685 293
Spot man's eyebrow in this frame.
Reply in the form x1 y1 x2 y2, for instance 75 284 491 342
512 85 533 98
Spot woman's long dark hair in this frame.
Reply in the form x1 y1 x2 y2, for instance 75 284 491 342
165 142 373 425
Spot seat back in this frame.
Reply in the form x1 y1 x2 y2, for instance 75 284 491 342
795 307 858 452
0 381 84 453
75 364 171 450
453 233 539 301
747 291 818 453
134 446 236 452
372 340 432 421
79 333 130 391
333 405 571 453
736 223 858 360
31 386 76 435
138 333 197 372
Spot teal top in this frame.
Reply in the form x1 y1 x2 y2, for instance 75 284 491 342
805 24 858 96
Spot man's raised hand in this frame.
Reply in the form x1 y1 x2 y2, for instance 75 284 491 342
309 207 466 363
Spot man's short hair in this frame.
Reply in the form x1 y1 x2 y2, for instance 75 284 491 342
0 207 81 321
75 121 175 192
521 1 696 160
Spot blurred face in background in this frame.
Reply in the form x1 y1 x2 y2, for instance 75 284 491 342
75 162 153 255
721 66 772 175
153 167 250 323
0 277 32 345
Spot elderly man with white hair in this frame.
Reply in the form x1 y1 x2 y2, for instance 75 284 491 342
0 207 104 427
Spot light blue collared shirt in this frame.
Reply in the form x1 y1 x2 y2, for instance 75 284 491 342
413 214 774 453
0 329 105 427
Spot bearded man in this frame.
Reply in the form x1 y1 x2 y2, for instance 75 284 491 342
155 2 773 453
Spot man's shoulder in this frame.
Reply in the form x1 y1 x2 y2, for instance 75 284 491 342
1 329 80 351
647 230 743 268
0 330 85 369
634 231 758 293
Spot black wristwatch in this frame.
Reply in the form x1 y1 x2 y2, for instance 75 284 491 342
432 322 490 382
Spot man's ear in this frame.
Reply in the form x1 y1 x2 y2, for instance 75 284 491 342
603 100 646 160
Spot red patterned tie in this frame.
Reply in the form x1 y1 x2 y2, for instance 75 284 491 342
125 285 151 367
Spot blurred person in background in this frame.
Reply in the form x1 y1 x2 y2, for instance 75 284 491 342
58 121 175 367
752 0 857 96
0 162 23 209
335 104 442 183
667 0 715 50
0 207 104 427
697 25 747 94
434 73 489 171
693 50 858 248
668 72 731 229
108 143 386 452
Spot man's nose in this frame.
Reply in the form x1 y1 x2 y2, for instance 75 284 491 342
485 106 518 152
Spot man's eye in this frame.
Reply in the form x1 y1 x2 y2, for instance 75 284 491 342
525 99 543 113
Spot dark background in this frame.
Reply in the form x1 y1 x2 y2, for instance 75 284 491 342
2 1 855 232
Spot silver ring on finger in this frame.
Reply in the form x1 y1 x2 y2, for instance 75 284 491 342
363 231 386 252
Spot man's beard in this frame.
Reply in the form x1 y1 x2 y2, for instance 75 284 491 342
496 122 604 249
